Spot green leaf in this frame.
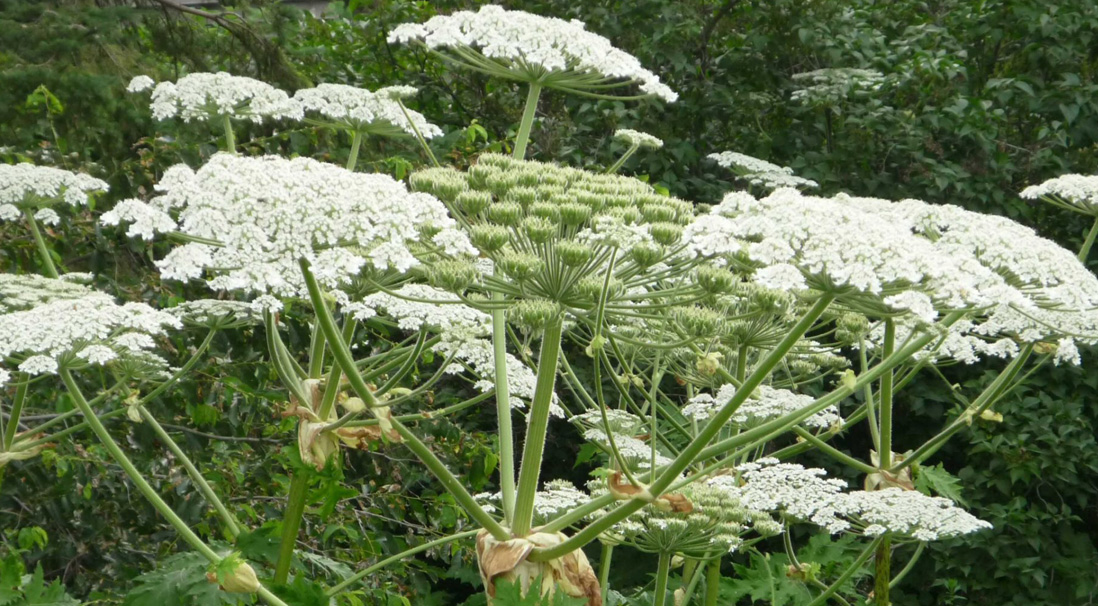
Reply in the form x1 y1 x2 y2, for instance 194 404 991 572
22 565 78 606
270 577 328 606
123 552 223 606
488 577 588 606
915 463 968 506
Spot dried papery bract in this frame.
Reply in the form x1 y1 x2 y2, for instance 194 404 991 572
476 530 601 605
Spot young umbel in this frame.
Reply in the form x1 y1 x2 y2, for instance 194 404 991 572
5 5 1098 606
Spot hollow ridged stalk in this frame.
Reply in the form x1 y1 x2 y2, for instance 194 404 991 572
705 558 721 606
346 131 363 171
58 367 288 606
653 551 672 606
138 405 242 538
511 315 565 537
222 114 236 153
24 208 59 278
605 144 638 175
492 293 516 525
299 259 509 540
1080 215 1098 262
512 83 543 160
598 543 613 604
874 537 891 606
3 376 29 448
877 320 896 469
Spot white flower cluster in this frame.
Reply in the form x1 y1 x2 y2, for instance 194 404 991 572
0 274 92 313
170 299 262 328
1020 173 1098 216
388 5 677 102
100 199 177 240
836 193 1098 362
790 68 885 106
684 384 840 430
476 479 589 521
614 129 663 150
103 153 473 298
709 460 853 533
708 151 818 190
352 284 562 416
710 458 991 541
293 83 442 138
0 280 181 376
139 72 301 123
126 75 155 93
0 163 108 220
581 428 672 471
845 488 992 541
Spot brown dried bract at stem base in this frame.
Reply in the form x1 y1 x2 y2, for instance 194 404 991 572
475 529 602 606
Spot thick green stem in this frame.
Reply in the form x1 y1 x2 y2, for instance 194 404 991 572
878 320 895 469
889 542 925 590
326 529 478 597
137 405 242 538
874 536 891 606
222 114 236 153
299 259 509 540
512 83 543 160
1080 215 1098 262
59 368 291 606
653 551 672 606
598 542 613 604
346 131 363 171
894 344 1033 472
492 291 516 525
511 315 565 537
605 145 638 175
805 537 882 606
396 100 439 167
531 295 834 561
705 558 721 606
3 376 29 448
24 208 59 278
273 472 310 584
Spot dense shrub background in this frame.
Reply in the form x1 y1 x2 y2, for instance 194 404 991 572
2 0 1097 604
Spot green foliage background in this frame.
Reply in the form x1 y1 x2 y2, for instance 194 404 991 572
2 0 1097 604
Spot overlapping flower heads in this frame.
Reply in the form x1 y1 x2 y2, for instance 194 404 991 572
0 163 108 222
477 479 589 523
101 153 474 299
0 276 180 380
130 72 301 123
292 83 442 138
709 458 991 541
683 384 841 430
1021 173 1098 216
388 5 677 101
708 151 818 190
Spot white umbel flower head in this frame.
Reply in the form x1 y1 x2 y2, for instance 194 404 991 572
844 488 991 541
684 384 840 430
709 458 854 533
0 163 108 217
292 83 442 138
1020 173 1098 216
101 198 178 240
0 274 93 313
614 129 663 150
106 153 472 299
127 75 155 93
708 151 818 190
145 72 301 123
0 281 181 375
477 479 589 522
790 68 885 107
388 5 677 102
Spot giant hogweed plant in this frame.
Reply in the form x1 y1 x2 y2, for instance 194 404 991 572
3 5 1098 606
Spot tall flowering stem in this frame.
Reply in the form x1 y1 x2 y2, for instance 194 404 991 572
511 314 564 536
877 320 896 470
653 551 672 606
222 114 236 153
1081 216 1098 262
58 367 290 606
299 258 509 540
346 131 363 171
512 83 543 160
23 209 59 278
493 298 517 525
605 144 639 175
